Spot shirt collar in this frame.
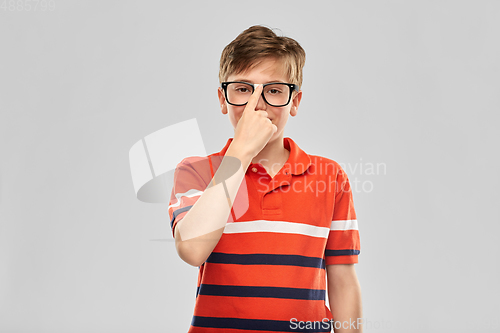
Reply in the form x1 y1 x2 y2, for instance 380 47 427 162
217 137 311 176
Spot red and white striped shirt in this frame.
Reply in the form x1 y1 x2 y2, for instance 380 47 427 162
168 137 360 332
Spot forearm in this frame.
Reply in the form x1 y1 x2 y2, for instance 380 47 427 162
174 144 251 266
328 268 363 332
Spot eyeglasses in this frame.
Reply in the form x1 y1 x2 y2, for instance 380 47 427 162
221 81 299 107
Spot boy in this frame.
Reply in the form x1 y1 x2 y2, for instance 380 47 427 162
168 25 362 332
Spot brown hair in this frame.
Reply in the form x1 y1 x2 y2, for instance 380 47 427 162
219 25 306 89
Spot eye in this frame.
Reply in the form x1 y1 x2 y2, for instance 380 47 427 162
264 84 285 95
231 84 252 93
267 89 282 95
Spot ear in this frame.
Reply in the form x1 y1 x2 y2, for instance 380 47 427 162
218 87 228 114
290 90 302 117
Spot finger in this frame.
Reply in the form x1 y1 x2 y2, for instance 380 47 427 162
244 84 262 112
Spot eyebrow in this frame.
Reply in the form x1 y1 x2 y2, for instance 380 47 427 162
231 79 287 84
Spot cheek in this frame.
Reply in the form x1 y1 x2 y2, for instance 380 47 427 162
276 107 291 120
228 107 244 125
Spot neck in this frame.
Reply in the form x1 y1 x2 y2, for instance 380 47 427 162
251 134 290 174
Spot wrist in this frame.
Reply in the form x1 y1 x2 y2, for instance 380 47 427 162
225 143 252 171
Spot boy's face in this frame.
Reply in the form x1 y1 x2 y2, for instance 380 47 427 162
218 57 302 143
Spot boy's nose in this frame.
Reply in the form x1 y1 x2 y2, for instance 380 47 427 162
255 92 267 111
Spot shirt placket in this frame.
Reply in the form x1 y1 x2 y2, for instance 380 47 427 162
248 163 292 218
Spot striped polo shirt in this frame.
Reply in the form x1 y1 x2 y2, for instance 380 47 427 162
168 137 360 333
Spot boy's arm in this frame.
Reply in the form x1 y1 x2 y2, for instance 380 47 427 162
174 147 251 266
327 264 363 332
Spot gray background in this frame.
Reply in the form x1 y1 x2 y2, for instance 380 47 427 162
1 0 499 332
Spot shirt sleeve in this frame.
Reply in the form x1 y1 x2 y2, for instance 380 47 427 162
168 157 212 238
325 166 360 265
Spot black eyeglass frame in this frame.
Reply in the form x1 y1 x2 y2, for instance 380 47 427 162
221 81 300 107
